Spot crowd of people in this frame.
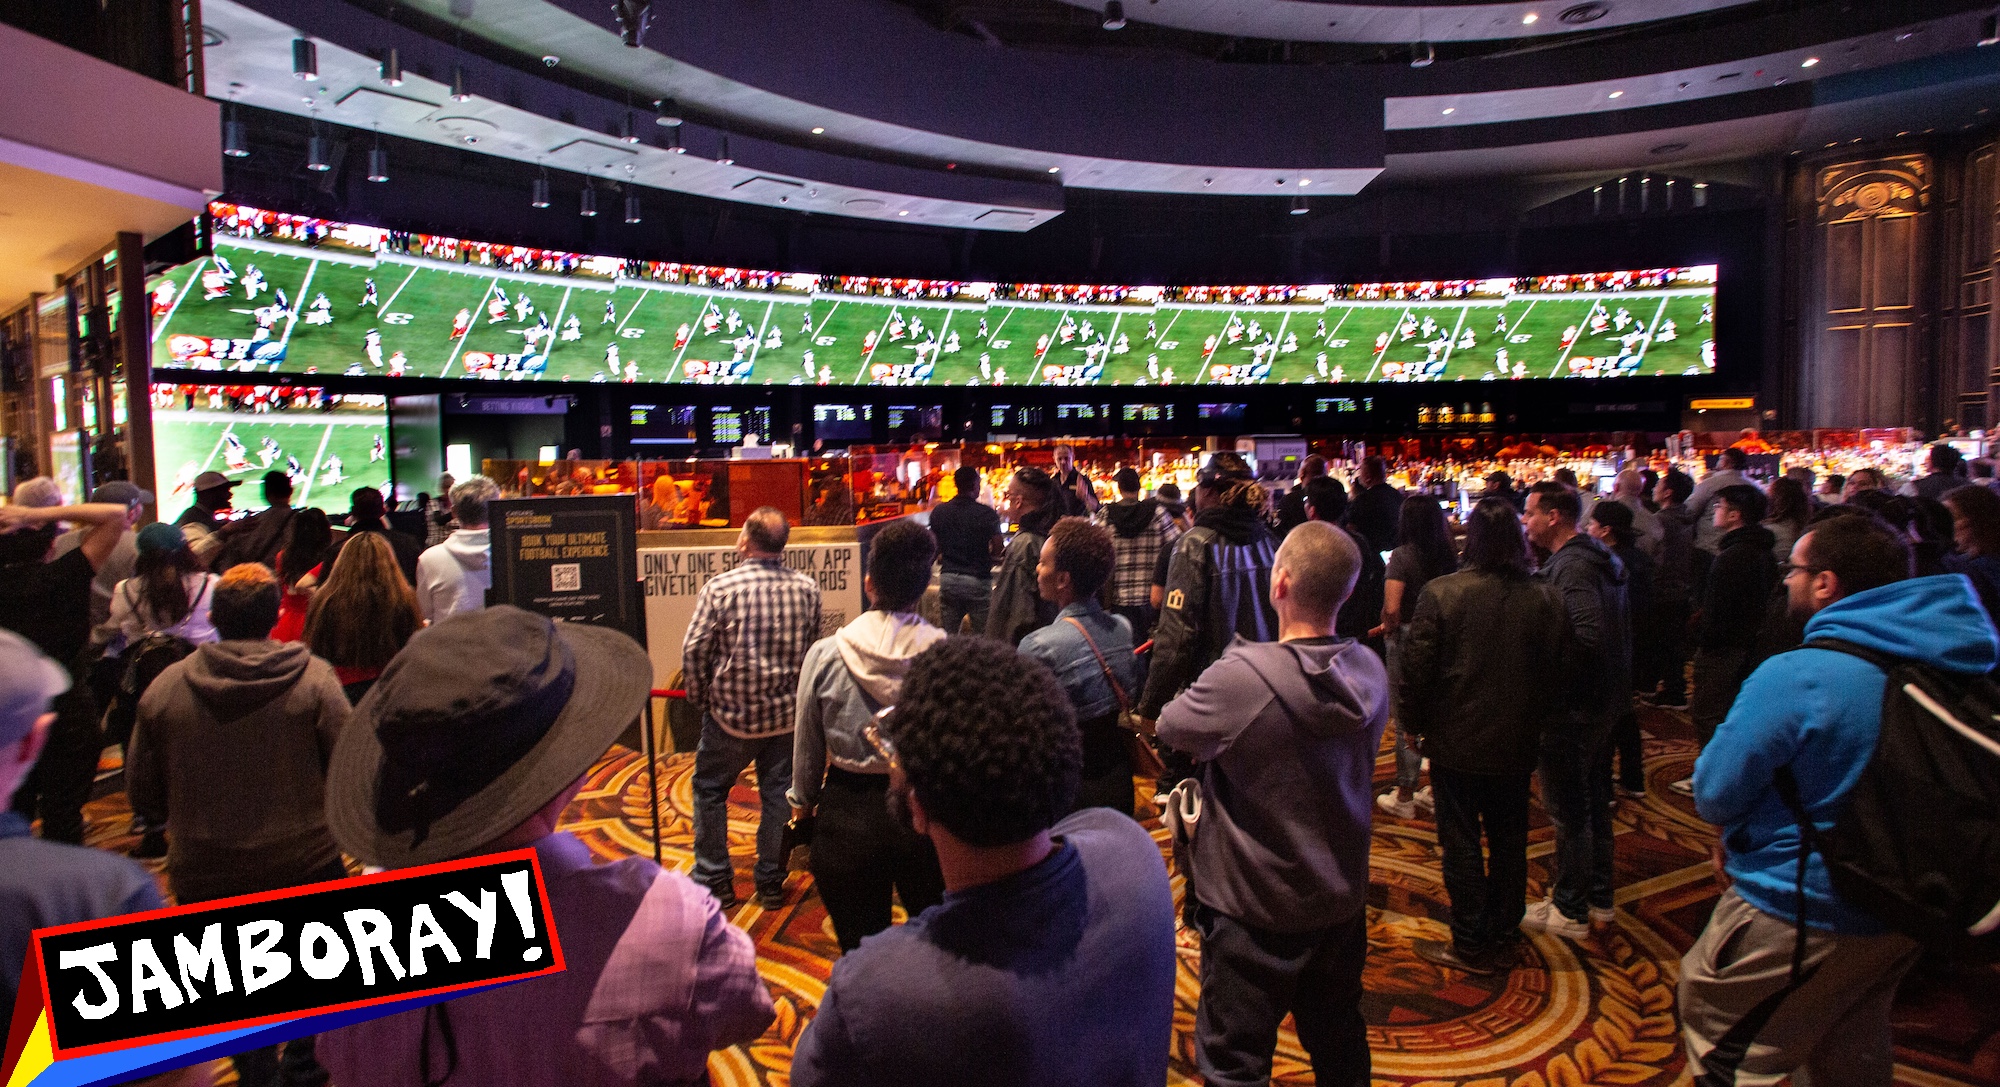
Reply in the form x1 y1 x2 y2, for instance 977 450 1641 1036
1 434 1994 1086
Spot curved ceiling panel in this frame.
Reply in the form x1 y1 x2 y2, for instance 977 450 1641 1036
1048 0 1760 44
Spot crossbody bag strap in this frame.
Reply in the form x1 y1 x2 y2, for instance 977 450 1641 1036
1063 616 1132 713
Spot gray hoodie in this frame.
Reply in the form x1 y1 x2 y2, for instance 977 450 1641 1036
1155 634 1388 933
789 611 945 810
128 639 350 902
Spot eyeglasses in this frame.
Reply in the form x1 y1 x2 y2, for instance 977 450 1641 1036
1783 563 1825 579
863 706 900 772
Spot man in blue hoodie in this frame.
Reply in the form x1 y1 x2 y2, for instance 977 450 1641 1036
1680 513 1998 1087
1156 520 1390 1087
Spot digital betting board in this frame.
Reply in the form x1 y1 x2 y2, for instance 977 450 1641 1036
150 203 1719 390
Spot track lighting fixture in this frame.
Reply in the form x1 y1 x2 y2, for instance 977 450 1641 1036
1289 195 1309 215
307 135 330 172
531 166 551 208
612 0 651 47
580 184 598 217
223 105 249 158
367 137 389 182
665 126 685 153
621 111 640 143
293 38 318 80
1981 14 1999 45
450 65 471 102
716 135 733 166
1103 1 1126 29
625 191 642 223
380 47 402 86
655 98 683 127
1410 41 1435 68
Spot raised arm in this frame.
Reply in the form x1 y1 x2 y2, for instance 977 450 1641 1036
0 502 128 571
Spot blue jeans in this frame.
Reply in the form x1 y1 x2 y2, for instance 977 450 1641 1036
1538 726 1616 922
691 715 793 894
938 572 990 636
1388 721 1422 792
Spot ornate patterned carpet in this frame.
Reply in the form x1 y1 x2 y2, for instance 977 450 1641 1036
82 707 2000 1087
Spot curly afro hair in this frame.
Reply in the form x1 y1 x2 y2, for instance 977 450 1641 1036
1046 516 1115 600
889 636 1080 847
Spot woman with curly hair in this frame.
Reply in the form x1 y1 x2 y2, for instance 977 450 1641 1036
304 531 420 703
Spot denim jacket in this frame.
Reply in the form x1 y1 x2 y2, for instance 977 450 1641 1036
1019 601 1142 723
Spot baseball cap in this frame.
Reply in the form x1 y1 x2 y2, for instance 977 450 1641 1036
192 471 239 492
91 481 155 507
0 629 71 747
136 522 188 556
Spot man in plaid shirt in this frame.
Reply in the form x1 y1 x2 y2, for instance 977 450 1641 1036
683 506 823 910
1095 467 1183 642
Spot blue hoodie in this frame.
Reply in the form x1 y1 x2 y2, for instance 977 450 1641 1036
1694 574 1998 933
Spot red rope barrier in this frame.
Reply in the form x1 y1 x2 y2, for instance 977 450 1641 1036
650 689 687 699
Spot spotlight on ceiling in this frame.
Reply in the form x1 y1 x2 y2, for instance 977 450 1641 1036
379 47 402 86
625 191 642 223
580 184 598 217
716 135 733 166
367 141 389 183
450 65 471 101
665 126 685 153
1103 1 1126 30
1289 196 1309 215
1981 14 1999 45
1522 11 1539 23
223 106 249 158
531 174 551 208
655 98 683 126
620 111 640 144
612 0 651 47
1410 41 1435 68
292 38 318 81
306 135 330 172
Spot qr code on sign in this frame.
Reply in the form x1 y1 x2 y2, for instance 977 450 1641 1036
551 563 582 592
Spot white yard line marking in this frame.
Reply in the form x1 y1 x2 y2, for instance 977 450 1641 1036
1266 311 1291 383
197 421 234 473
810 299 842 341
983 306 1014 346
277 260 319 347
613 291 647 333
150 258 205 343
925 309 954 385
443 276 498 377
1100 312 1122 384
1550 299 1604 378
667 298 713 381
1325 305 1354 342
1199 308 1239 384
743 301 776 378
1504 298 1538 340
1362 308 1412 383
852 306 901 384
1027 308 1071 385
1433 307 1469 380
298 423 336 505
1628 295 1673 373
539 287 574 377
376 266 419 317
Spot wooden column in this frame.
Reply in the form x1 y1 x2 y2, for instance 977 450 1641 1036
116 232 157 517
1803 155 1932 427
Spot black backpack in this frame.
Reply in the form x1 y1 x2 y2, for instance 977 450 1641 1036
1774 638 2000 965
100 631 198 747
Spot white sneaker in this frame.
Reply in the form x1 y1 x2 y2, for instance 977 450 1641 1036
1376 792 1418 819
1668 777 1695 797
1589 906 1616 925
1521 898 1590 940
1412 785 1435 814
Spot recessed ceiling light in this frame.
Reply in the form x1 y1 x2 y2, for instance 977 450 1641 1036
1607 90 1624 99
1801 56 1820 67
1299 178 1311 187
898 210 909 216
1522 12 1539 23
1049 166 1061 173
810 126 825 134
1442 107 1456 114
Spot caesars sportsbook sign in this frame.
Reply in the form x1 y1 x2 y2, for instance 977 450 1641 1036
639 541 860 688
487 497 643 642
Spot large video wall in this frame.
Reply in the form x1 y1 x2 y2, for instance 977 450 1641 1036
149 383 391 522
147 203 1717 389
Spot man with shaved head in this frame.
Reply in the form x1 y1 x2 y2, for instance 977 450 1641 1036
1156 521 1390 1087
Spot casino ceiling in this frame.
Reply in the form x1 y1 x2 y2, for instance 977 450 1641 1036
204 0 2000 229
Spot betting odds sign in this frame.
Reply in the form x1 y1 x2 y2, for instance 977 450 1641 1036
488 496 642 642
640 541 861 688
4 851 560 1082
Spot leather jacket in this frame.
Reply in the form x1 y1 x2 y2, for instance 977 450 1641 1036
1138 508 1277 717
1392 568 1573 775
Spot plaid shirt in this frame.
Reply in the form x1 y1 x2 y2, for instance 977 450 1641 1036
681 556 823 738
1095 502 1183 609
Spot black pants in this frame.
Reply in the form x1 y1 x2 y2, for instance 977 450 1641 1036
1073 715 1136 818
186 858 347 1087
1431 766 1532 959
1192 903 1369 1087
809 767 946 953
1611 709 1645 792
10 684 99 844
1689 645 1752 748
1651 596 1692 701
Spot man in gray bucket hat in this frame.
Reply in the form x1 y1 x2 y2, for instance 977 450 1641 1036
318 606 774 1086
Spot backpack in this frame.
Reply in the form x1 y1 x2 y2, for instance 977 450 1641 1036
100 631 196 747
1774 637 2000 965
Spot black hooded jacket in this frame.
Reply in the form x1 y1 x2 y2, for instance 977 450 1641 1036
1537 533 1632 730
1138 505 1277 717
1696 523 1780 651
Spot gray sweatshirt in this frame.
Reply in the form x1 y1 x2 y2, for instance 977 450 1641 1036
1155 634 1388 933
